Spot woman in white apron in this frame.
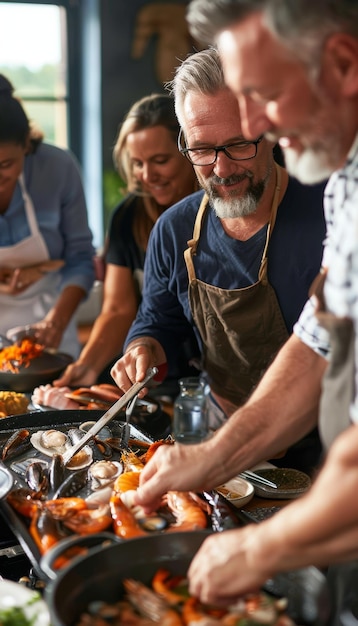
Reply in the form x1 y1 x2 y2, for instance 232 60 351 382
0 74 94 358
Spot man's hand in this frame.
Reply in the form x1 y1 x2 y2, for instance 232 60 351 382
188 526 272 605
53 361 98 388
134 440 215 513
30 319 64 350
111 338 167 398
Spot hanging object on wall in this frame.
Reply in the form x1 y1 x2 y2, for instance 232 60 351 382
131 2 202 83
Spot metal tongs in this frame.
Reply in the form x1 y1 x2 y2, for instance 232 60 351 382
62 367 158 466
121 393 139 447
240 470 278 489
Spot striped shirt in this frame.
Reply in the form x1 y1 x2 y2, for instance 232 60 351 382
294 133 358 418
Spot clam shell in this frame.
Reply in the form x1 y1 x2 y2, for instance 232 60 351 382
37 429 68 453
30 430 93 471
79 421 112 440
88 460 122 490
66 446 93 470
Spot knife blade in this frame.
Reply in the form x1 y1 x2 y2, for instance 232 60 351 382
62 367 158 466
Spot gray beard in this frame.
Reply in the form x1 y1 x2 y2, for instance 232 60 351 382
211 193 258 218
202 170 269 219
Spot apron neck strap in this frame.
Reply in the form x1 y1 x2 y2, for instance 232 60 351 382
258 162 282 282
184 163 283 284
18 173 41 236
184 193 209 282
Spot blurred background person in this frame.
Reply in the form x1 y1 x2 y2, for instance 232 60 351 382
56 93 198 389
0 74 94 358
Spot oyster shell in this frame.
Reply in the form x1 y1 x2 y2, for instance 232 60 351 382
88 460 122 490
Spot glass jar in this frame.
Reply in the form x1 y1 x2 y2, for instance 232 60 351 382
173 377 208 444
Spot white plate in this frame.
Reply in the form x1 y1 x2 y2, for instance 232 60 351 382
216 475 254 508
0 579 50 625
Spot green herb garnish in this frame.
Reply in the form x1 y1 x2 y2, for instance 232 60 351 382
0 592 42 626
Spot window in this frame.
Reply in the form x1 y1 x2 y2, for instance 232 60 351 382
0 0 104 248
0 2 68 148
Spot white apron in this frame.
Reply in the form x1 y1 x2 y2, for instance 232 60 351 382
0 175 80 358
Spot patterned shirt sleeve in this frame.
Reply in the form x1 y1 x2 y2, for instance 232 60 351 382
293 297 331 358
294 133 358 361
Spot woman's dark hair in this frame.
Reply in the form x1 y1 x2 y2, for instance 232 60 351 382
0 74 43 150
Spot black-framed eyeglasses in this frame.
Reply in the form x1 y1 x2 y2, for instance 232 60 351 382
177 129 263 166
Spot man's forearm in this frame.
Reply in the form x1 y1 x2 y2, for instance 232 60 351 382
247 423 358 572
203 334 327 486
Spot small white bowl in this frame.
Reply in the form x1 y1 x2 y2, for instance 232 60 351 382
216 476 254 508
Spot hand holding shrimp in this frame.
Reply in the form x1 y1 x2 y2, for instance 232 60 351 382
134 439 216 514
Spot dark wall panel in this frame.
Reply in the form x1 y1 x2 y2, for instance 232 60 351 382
101 0 195 169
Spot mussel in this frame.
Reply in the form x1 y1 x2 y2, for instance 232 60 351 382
1 429 31 461
25 460 49 495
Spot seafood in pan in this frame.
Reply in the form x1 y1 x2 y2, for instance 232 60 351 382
4 437 212 565
110 440 210 538
75 569 295 626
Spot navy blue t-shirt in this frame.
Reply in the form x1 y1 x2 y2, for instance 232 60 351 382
125 179 326 372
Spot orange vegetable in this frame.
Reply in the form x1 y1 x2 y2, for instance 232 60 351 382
0 338 44 373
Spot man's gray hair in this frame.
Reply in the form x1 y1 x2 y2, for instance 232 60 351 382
188 0 358 69
167 47 227 129
187 0 265 46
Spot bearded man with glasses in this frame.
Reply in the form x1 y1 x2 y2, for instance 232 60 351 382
111 48 325 474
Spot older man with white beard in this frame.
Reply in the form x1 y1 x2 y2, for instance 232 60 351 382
111 47 326 474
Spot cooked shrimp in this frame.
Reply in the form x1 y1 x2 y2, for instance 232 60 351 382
121 449 145 472
44 497 87 520
110 492 146 538
182 598 224 625
6 487 41 518
165 491 208 531
30 507 68 555
151 569 187 605
124 579 184 625
63 503 113 535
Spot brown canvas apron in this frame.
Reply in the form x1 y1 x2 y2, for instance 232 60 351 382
311 270 358 626
184 163 288 409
